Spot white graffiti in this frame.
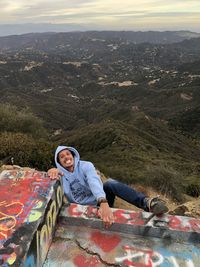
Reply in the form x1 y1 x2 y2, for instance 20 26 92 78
115 245 163 266
168 257 195 267
115 246 195 267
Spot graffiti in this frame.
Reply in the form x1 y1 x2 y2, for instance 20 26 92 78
0 170 62 267
68 203 97 217
45 222 199 267
67 203 200 235
0 201 23 239
115 245 196 267
23 254 35 267
0 171 50 241
113 209 146 225
36 183 63 265
60 204 200 267
91 230 121 252
168 216 200 233
73 255 100 267
115 245 163 267
167 257 195 267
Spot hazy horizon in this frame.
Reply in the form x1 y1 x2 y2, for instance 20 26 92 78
0 23 199 38
0 0 199 36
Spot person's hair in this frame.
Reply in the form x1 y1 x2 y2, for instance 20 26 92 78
57 149 75 165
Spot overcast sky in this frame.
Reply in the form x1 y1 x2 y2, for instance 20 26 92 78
1 0 200 31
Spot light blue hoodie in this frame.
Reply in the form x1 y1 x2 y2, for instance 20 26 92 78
55 146 106 205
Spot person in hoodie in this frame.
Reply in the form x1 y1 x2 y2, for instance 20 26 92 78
48 146 168 227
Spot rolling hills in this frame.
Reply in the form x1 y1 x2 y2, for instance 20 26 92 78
0 31 199 200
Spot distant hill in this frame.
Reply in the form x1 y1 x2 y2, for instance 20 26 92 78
0 30 200 50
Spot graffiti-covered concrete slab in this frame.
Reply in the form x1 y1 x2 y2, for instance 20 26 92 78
44 203 200 267
0 170 63 267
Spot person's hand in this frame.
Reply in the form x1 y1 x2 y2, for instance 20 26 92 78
98 203 114 228
47 168 63 180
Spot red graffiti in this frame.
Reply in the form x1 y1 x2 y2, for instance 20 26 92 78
168 216 190 231
0 171 52 241
113 209 129 224
91 230 121 252
68 204 98 218
188 218 200 233
86 205 98 218
0 201 24 238
168 215 200 233
73 255 100 267
113 210 145 225
68 204 83 216
122 245 161 267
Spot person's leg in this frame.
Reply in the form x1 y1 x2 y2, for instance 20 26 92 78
103 178 169 215
103 178 147 209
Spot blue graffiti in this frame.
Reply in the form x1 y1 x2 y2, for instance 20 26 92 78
24 254 36 267
156 244 200 267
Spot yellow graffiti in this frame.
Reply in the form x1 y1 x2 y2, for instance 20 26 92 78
0 231 7 239
25 210 42 223
0 201 24 236
24 200 45 223
56 186 62 208
0 215 16 232
40 224 49 263
36 184 63 265
36 186 62 251
7 252 17 265
46 200 56 237
33 200 44 209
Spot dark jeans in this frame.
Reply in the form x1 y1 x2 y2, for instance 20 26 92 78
103 178 147 210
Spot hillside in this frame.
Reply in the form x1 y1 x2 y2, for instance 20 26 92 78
0 31 199 202
0 31 199 50
0 32 200 137
57 116 200 201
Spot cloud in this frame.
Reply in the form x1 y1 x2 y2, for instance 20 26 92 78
0 0 200 31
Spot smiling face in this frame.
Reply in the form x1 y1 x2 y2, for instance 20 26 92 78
58 149 74 172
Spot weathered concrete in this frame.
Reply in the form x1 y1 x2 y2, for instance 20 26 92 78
0 170 63 267
44 203 200 267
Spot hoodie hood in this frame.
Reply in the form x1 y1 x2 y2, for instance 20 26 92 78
54 145 105 205
55 146 80 173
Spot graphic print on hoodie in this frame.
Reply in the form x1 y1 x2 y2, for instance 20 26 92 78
55 146 106 205
69 176 93 202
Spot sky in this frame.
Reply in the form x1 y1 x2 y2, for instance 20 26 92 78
1 0 200 32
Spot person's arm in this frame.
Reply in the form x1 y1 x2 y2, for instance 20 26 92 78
83 162 114 227
83 162 106 199
47 168 63 180
98 200 114 228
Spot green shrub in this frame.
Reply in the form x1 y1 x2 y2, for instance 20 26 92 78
0 104 47 138
186 184 200 197
144 166 184 202
0 132 54 170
